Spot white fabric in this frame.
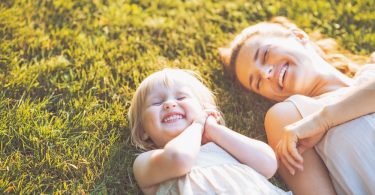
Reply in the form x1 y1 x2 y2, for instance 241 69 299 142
156 142 291 195
286 65 375 195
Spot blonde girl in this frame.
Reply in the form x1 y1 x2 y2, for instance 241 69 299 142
128 68 290 195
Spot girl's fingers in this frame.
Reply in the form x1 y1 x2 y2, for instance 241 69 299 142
205 109 222 124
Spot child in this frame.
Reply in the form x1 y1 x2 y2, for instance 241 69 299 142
128 68 290 195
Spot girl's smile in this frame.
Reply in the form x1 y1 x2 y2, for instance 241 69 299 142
142 83 204 147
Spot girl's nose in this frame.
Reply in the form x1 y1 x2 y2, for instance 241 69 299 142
163 100 177 110
260 65 273 79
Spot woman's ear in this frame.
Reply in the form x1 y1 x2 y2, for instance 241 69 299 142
218 47 232 68
291 28 309 45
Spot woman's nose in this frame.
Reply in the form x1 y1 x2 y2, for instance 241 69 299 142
163 100 177 110
260 65 273 79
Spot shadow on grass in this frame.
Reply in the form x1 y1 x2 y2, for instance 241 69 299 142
92 130 142 194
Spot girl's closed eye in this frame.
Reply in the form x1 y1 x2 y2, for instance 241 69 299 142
177 96 186 101
151 99 163 106
152 102 162 106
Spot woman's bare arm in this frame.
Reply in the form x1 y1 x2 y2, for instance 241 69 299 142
291 77 375 139
278 76 375 172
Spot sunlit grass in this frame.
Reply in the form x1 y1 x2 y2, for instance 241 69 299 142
1 0 374 194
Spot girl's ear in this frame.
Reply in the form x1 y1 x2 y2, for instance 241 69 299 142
218 47 232 68
141 132 149 141
291 28 309 45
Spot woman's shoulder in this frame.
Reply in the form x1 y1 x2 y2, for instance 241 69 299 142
265 101 303 132
265 95 324 129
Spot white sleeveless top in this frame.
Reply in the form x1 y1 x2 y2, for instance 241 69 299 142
156 142 291 195
286 65 375 195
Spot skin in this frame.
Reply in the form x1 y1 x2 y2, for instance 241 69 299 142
133 79 278 195
278 76 375 170
235 31 352 101
227 24 375 194
134 81 207 194
141 84 204 147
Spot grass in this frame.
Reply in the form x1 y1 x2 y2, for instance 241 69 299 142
0 0 374 194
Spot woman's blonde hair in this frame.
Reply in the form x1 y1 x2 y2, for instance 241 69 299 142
219 17 366 80
128 68 224 150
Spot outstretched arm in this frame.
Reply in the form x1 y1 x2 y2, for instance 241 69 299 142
204 116 277 178
278 77 375 173
293 77 375 138
133 119 205 194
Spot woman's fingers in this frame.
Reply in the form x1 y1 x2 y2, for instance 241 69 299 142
282 139 302 173
276 133 304 175
277 142 296 175
286 135 304 165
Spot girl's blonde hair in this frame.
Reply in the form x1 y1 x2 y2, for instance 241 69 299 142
219 17 366 81
128 68 224 150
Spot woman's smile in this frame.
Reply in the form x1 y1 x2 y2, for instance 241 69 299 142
278 63 289 88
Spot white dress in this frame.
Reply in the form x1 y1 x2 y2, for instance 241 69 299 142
156 142 291 195
286 65 375 195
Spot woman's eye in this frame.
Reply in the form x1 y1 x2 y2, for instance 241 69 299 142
177 96 186 101
256 79 261 90
263 45 271 64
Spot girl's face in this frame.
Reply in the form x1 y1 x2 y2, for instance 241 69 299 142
235 33 321 101
141 81 203 147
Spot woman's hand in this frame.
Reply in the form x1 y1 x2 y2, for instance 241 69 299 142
276 128 325 175
276 109 330 175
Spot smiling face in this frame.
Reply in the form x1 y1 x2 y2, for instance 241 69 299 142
129 69 220 150
141 82 203 147
234 27 322 101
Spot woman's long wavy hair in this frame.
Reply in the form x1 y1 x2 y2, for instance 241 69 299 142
219 17 371 79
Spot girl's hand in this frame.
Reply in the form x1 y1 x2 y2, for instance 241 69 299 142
204 109 223 124
201 109 222 144
193 112 208 126
202 116 218 144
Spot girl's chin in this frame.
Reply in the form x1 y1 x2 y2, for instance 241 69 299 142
164 124 189 134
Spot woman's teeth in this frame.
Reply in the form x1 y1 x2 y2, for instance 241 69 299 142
278 64 288 87
163 114 183 122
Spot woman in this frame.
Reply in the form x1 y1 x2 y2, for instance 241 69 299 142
219 17 375 195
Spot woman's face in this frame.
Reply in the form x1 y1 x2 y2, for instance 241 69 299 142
235 33 321 101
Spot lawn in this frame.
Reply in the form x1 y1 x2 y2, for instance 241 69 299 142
0 0 374 194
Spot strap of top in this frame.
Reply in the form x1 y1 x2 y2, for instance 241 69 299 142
285 95 323 118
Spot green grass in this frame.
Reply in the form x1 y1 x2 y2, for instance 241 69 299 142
0 0 374 194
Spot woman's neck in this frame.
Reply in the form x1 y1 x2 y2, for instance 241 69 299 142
309 59 354 97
